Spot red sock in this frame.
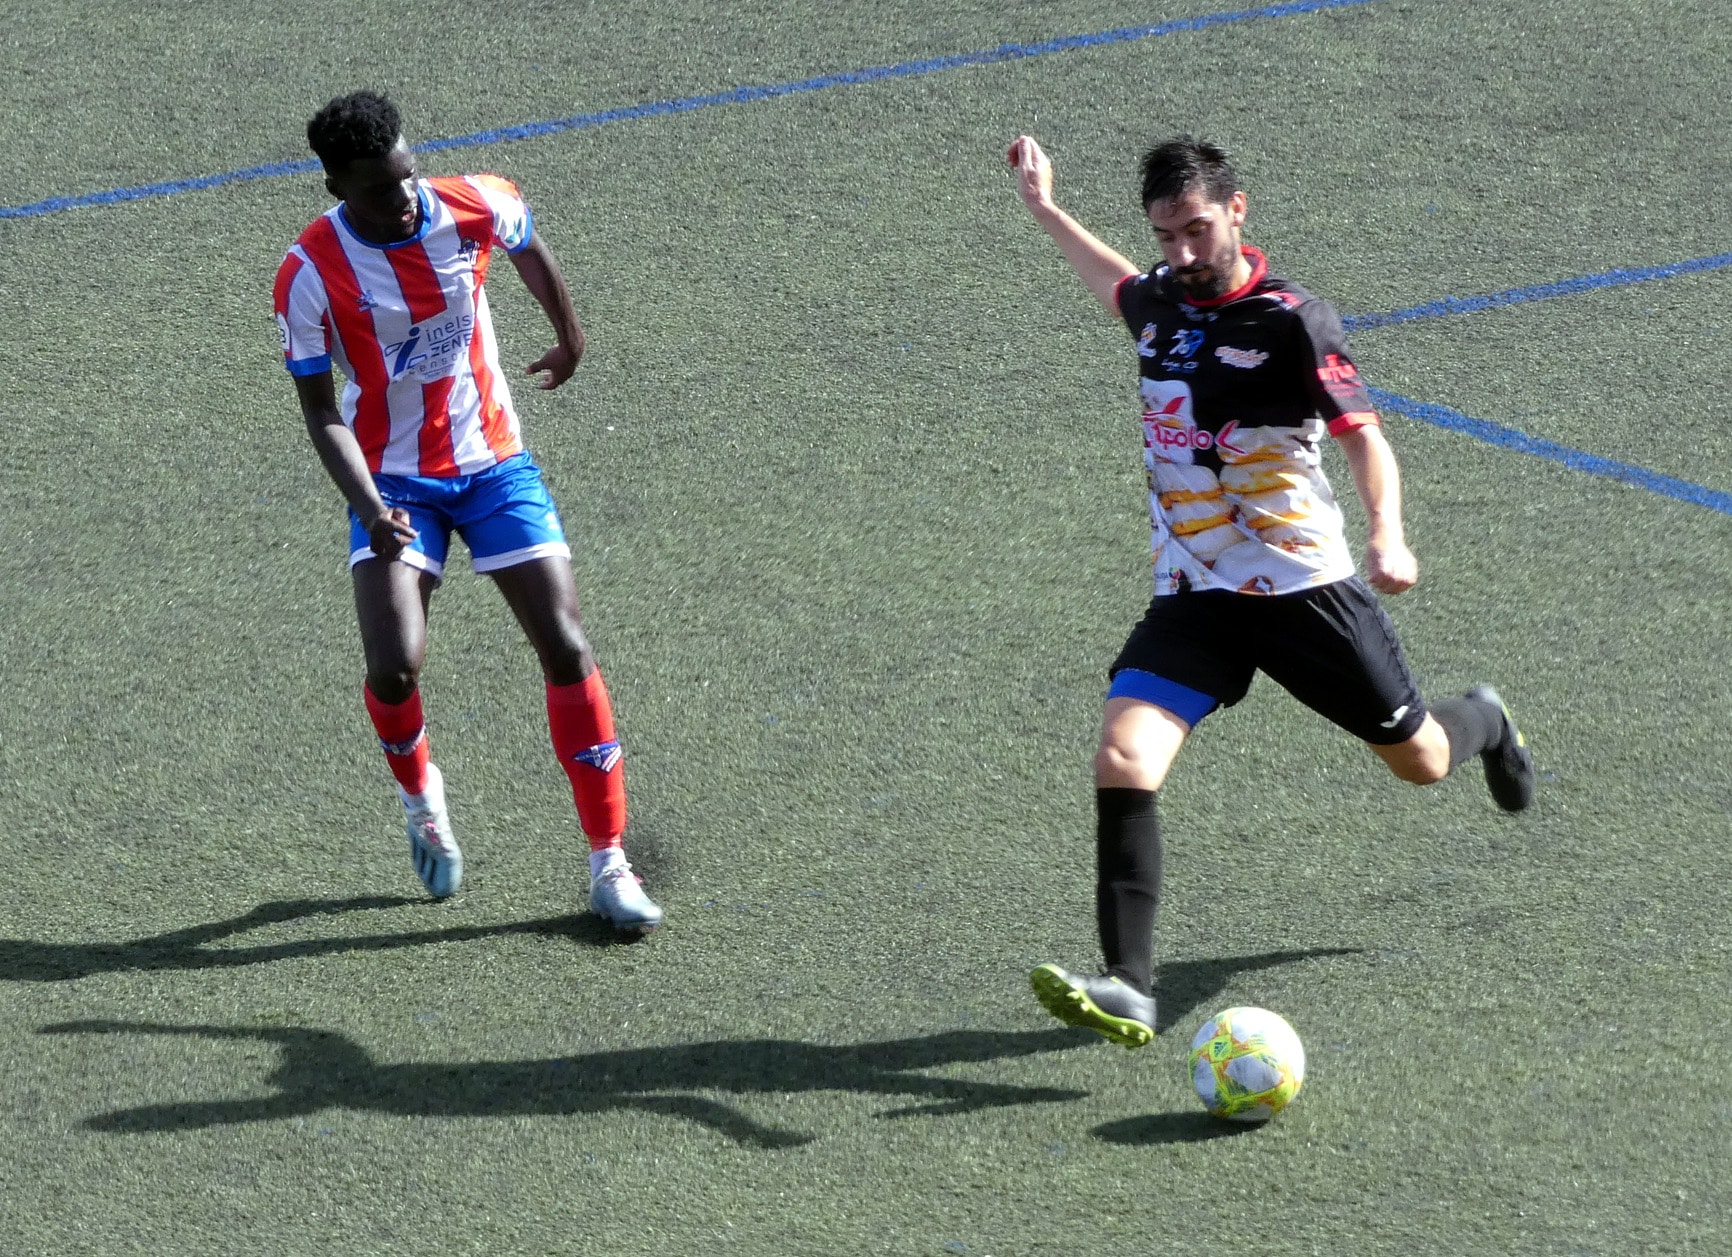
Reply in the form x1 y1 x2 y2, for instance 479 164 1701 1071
364 684 431 795
546 671 626 850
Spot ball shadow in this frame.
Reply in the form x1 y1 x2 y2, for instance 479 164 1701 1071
1092 1110 1260 1145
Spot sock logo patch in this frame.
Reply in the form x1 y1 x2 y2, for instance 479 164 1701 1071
573 740 622 772
380 729 426 757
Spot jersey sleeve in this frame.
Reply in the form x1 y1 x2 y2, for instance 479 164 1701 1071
467 174 535 254
273 246 332 377
1295 298 1379 436
1116 272 1154 331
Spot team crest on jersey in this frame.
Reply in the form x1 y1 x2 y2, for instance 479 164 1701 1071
1215 345 1269 369
458 237 481 265
1170 329 1206 358
574 740 622 773
356 289 380 312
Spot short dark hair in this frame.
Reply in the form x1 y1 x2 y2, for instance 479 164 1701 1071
307 91 402 169
1139 137 1239 209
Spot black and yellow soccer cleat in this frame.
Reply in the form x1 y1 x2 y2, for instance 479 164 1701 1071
1030 963 1157 1049
1467 684 1536 812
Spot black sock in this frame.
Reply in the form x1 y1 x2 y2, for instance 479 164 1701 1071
1430 695 1505 772
1095 787 1162 997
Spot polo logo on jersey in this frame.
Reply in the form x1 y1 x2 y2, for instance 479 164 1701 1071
1140 380 1247 461
1137 324 1161 358
1170 329 1206 358
573 740 623 773
1215 346 1269 369
1144 395 1214 453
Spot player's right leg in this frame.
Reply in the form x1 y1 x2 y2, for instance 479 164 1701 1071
352 552 460 897
1033 596 1246 1048
1032 698 1191 1048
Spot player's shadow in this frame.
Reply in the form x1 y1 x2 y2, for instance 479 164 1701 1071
0 896 624 983
39 1020 1097 1149
1154 947 1363 1033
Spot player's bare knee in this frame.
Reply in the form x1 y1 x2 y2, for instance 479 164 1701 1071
539 629 595 687
1094 737 1150 785
366 667 419 706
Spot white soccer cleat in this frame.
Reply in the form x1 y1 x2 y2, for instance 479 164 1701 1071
400 763 463 898
589 859 662 935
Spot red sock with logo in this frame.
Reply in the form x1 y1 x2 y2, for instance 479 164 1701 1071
364 684 431 796
546 671 626 851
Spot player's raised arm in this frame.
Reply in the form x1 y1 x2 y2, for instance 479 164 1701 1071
1008 135 1139 317
507 231 585 390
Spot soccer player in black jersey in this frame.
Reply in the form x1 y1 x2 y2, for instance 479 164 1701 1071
1008 134 1536 1047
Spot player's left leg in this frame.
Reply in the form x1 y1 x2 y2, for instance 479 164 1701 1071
1374 689 1535 811
486 555 661 934
1262 577 1535 811
454 453 660 931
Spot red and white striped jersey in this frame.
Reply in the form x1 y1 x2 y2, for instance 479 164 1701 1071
274 174 535 478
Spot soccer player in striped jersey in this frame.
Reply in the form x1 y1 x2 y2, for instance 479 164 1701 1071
274 91 659 933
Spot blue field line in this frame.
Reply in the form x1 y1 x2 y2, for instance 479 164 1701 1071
1368 387 1732 517
0 0 1381 220
1345 252 1732 332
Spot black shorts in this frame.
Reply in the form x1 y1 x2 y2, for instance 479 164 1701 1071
1107 576 1427 745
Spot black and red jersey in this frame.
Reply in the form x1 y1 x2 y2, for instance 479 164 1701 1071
1113 246 1380 597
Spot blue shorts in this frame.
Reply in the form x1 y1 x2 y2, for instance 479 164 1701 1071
348 452 571 581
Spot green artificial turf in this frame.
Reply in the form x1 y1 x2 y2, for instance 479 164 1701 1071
1 1 1728 1252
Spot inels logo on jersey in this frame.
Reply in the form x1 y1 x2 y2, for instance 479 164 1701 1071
1215 346 1269 369
384 312 476 381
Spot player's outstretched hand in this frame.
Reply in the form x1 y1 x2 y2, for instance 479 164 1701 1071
1364 535 1418 594
1006 134 1054 212
527 341 581 391
367 507 418 562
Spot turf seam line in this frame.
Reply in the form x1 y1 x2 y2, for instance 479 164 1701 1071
0 0 1382 220
1368 387 1732 517
1344 251 1732 331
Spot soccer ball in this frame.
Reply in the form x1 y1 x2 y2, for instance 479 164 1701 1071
1188 1006 1306 1122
